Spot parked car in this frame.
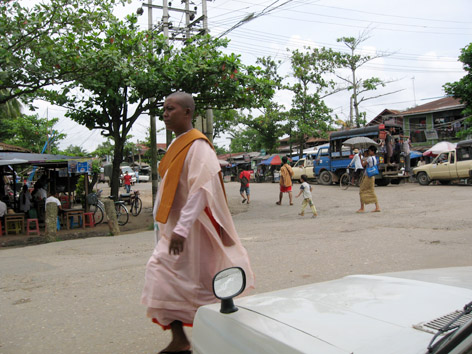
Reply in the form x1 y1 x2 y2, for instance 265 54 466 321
291 157 316 182
413 139 472 185
137 168 150 182
193 266 472 354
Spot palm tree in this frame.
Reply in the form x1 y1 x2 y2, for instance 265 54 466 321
0 89 22 118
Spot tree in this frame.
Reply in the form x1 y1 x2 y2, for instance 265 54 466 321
42 11 276 198
0 89 22 120
2 113 65 153
92 139 115 160
336 32 401 127
62 145 88 157
229 128 261 153
444 42 472 138
286 47 340 157
237 104 286 154
0 0 127 105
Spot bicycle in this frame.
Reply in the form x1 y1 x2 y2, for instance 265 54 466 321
339 168 362 190
129 190 142 217
87 191 129 226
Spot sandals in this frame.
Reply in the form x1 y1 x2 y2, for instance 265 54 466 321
275 201 281 205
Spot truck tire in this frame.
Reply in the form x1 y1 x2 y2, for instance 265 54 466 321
390 179 401 185
319 170 332 185
375 178 390 186
417 172 430 186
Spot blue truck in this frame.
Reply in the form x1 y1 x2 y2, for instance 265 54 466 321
313 124 405 186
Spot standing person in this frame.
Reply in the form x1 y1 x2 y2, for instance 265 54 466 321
135 168 139 183
122 170 132 193
401 136 411 176
239 167 251 204
141 92 254 354
393 138 401 164
19 184 32 215
385 127 393 164
276 156 294 206
347 148 363 184
295 174 317 218
357 145 381 213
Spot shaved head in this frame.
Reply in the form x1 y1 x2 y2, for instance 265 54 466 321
167 92 195 116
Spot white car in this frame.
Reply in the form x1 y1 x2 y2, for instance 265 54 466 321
193 267 472 354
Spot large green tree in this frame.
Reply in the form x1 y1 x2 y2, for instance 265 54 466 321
236 104 287 154
2 114 65 153
0 0 126 105
444 42 472 138
41 11 276 197
287 47 340 157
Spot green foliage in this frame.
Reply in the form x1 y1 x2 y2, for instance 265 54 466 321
286 47 339 155
444 42 472 138
0 0 128 105
62 145 88 157
237 104 286 154
229 129 261 153
1 114 65 152
92 139 115 159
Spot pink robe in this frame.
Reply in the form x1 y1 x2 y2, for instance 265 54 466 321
141 135 255 328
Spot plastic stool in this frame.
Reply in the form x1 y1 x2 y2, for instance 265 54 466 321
70 216 82 229
26 218 40 236
83 212 95 228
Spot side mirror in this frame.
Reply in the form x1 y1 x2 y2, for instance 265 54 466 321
213 267 246 314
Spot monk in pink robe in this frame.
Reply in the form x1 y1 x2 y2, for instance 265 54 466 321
141 92 254 354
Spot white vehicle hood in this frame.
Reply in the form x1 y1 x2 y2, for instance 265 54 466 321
193 267 472 354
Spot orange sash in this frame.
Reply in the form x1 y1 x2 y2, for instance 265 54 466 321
155 129 212 223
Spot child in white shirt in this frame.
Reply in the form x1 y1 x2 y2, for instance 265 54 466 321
295 174 317 218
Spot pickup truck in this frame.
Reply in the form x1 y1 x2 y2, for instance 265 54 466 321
291 157 316 181
413 139 472 185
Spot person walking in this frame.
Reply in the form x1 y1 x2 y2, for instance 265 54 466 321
295 174 317 218
122 171 132 193
239 167 251 204
141 92 254 354
276 156 294 205
357 145 381 213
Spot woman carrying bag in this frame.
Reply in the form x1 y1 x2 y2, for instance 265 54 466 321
357 145 381 213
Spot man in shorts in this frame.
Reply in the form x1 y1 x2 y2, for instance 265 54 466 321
276 156 294 205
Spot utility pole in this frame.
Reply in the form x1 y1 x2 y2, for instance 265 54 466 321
202 0 214 143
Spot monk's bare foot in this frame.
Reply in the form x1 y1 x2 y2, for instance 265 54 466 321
356 209 365 213
372 209 381 212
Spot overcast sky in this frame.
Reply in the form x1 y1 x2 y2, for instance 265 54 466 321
30 0 471 152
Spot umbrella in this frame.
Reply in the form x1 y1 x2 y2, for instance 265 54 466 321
342 137 379 149
423 141 457 157
260 155 282 165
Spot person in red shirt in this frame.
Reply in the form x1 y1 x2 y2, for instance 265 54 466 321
122 171 132 193
239 168 251 204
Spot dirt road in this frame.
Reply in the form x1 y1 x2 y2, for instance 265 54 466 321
1 182 471 353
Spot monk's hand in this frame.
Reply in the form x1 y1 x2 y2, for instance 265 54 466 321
169 233 186 255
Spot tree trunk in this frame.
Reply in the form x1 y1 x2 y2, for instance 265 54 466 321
110 137 125 199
